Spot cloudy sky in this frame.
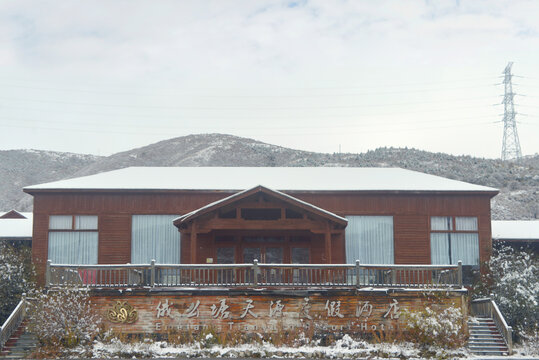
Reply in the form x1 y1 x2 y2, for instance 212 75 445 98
0 0 538 158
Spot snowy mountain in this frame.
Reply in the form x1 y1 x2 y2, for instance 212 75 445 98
0 149 100 211
1 134 537 220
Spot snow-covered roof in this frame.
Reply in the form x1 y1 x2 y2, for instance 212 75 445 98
492 220 539 241
0 213 33 239
24 167 498 194
0 210 31 219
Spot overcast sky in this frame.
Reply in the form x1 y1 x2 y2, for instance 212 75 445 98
0 0 538 158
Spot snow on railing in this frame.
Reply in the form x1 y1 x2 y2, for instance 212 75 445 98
471 298 513 354
0 294 27 351
46 260 463 290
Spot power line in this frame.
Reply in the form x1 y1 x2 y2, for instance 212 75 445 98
0 74 499 92
0 96 497 112
0 114 498 131
0 120 498 137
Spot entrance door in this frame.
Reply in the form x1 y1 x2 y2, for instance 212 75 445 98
242 236 284 264
242 239 284 284
242 246 283 263
291 247 310 283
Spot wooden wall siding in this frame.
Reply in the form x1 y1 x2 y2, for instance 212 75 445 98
91 291 465 335
31 210 50 280
99 215 131 264
393 216 430 264
31 191 494 282
479 214 493 262
32 192 492 216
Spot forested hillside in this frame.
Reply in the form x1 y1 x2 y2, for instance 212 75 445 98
2 134 537 219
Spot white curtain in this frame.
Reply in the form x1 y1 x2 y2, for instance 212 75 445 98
49 215 72 230
451 233 479 265
75 215 98 230
48 232 98 264
345 216 394 264
431 232 479 265
455 217 478 231
131 215 180 264
430 233 450 264
431 216 452 231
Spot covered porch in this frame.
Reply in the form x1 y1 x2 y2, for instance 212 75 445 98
175 185 348 265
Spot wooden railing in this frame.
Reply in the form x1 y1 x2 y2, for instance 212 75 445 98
46 260 463 289
0 295 27 351
471 298 513 354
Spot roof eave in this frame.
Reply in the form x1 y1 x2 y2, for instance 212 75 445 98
23 188 500 197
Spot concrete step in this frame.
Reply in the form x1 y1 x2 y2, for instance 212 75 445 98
467 317 510 356
0 320 36 359
469 335 504 340
469 343 508 349
470 350 508 356
469 340 506 345
470 326 498 330
470 329 500 335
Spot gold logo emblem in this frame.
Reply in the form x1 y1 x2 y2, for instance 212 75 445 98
107 300 138 324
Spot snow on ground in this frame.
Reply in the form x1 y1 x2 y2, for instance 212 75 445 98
69 335 471 359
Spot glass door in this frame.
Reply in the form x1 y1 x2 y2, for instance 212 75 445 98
242 244 284 284
292 247 310 283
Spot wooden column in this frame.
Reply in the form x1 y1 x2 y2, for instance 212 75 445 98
325 222 332 264
190 221 198 264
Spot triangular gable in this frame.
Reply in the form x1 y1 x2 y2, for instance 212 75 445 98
0 210 27 219
173 185 348 229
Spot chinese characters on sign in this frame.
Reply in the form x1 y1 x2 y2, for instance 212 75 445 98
153 297 401 322
211 299 230 319
156 299 173 319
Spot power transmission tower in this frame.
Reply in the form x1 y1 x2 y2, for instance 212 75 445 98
501 62 522 161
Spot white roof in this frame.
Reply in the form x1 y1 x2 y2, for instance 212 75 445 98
492 220 539 240
24 167 498 193
0 213 33 239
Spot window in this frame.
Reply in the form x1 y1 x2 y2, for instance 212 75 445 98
131 215 180 264
217 247 235 264
345 216 394 264
241 208 281 220
285 208 303 219
430 216 479 265
48 215 98 264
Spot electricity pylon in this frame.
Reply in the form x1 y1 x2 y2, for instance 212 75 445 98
501 62 522 161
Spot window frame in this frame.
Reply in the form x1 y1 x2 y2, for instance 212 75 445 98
429 216 479 265
344 215 395 265
48 215 99 231
47 215 99 265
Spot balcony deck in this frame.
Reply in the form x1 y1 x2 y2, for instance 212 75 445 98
46 260 463 290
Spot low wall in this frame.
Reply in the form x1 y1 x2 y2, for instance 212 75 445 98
91 288 467 335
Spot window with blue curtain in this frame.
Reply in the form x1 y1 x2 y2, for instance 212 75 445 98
345 216 394 264
131 215 180 264
430 216 479 265
48 215 98 264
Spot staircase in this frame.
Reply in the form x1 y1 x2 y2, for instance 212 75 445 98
0 321 36 359
468 317 509 356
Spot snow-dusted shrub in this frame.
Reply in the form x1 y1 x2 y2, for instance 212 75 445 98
402 305 467 349
27 287 102 349
0 243 34 324
477 244 538 341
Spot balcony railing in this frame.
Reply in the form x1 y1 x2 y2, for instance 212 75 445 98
0 295 27 351
46 260 463 289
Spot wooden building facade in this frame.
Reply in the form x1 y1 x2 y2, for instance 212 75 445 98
24 167 498 284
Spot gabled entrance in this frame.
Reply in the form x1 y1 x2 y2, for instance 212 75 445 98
173 185 348 264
